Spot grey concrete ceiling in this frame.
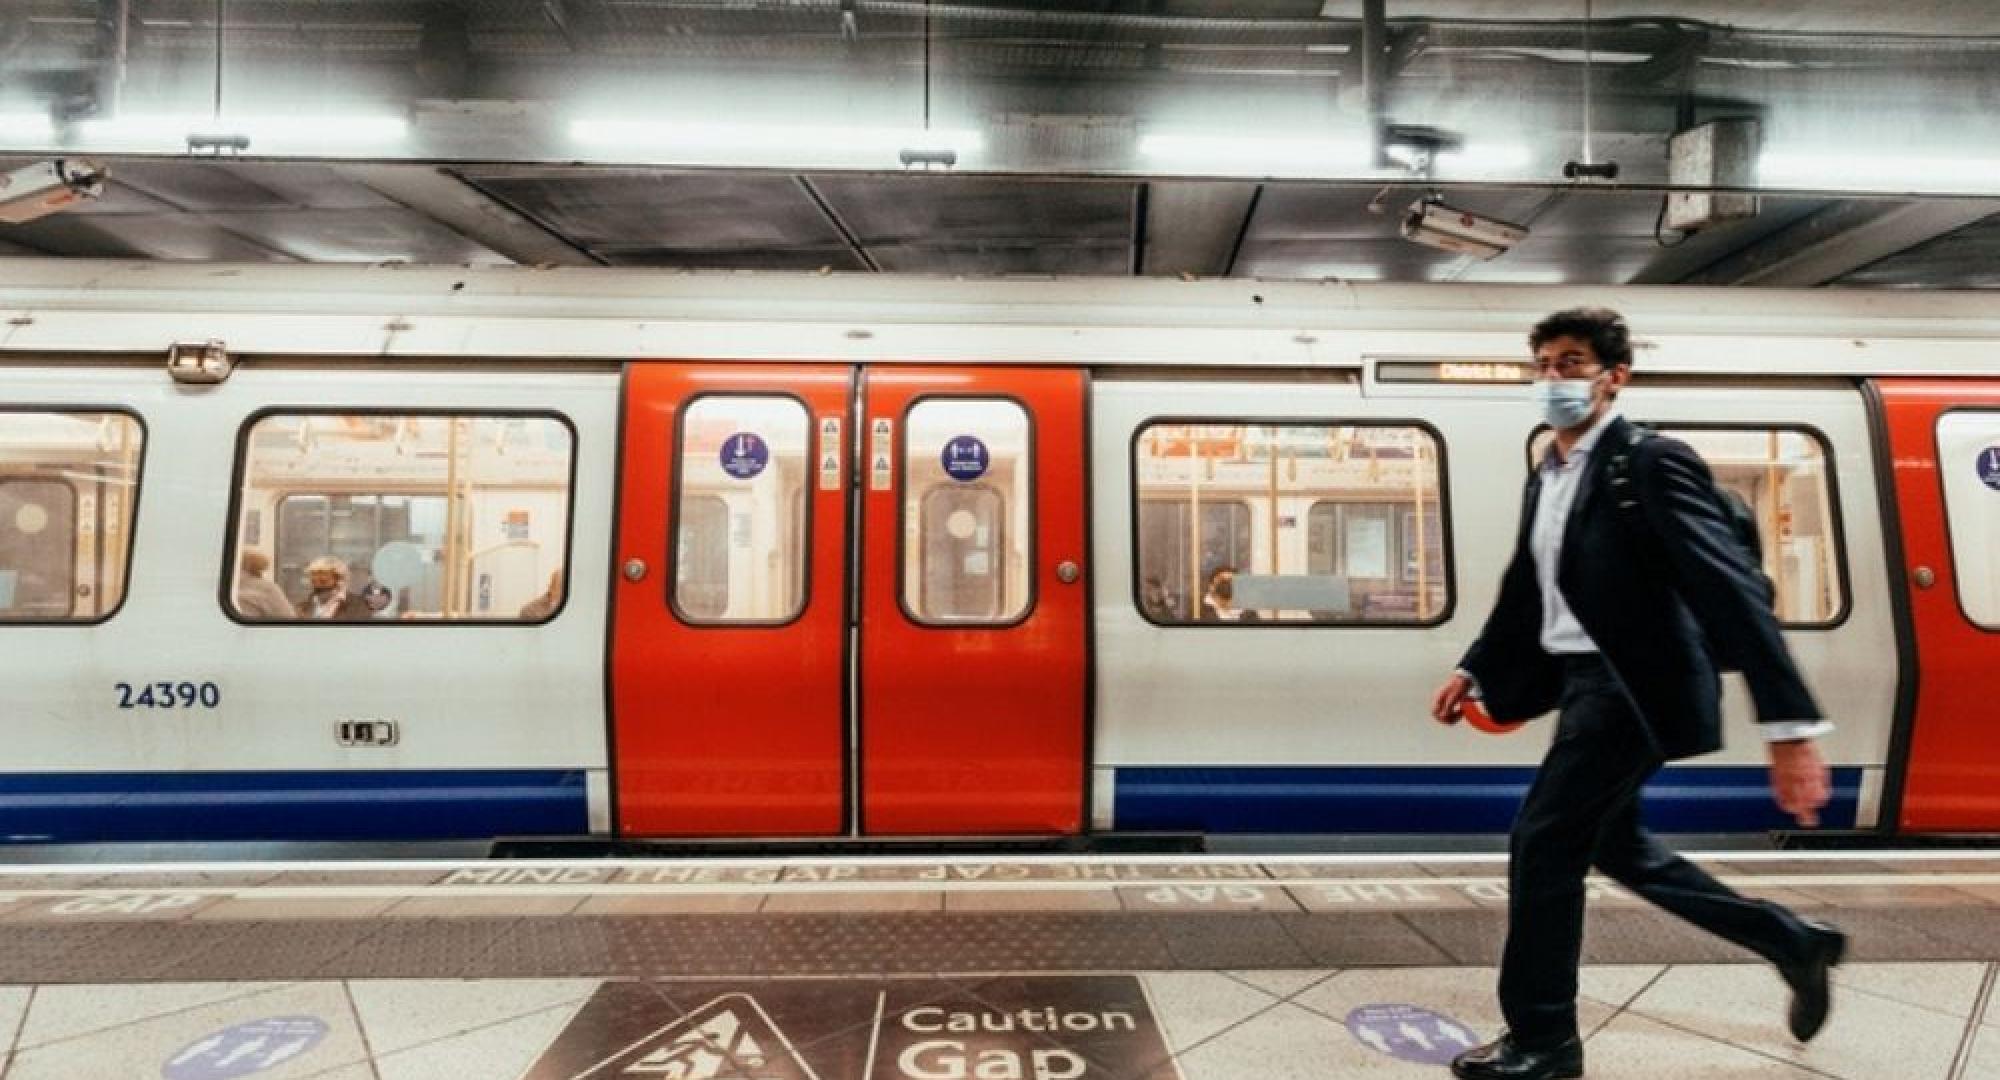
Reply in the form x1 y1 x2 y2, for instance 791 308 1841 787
0 3 1995 286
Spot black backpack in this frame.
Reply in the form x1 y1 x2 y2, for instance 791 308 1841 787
1605 426 1777 614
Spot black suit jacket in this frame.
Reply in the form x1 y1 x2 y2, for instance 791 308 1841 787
1459 416 1821 761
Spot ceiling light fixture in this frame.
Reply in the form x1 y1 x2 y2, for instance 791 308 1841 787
1757 150 2000 194
0 112 56 141
1140 131 1530 178
568 120 981 167
76 113 408 148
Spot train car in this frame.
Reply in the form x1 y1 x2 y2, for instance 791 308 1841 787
0 260 1996 845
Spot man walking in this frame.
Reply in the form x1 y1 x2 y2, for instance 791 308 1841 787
1432 308 1847 1080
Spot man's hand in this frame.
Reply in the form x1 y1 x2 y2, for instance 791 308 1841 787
1768 739 1831 827
1432 673 1472 725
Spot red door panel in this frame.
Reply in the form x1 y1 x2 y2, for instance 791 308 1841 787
611 363 851 836
859 367 1089 834
1876 379 2000 831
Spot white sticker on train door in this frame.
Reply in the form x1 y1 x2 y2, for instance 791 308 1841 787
870 418 893 491
819 416 842 490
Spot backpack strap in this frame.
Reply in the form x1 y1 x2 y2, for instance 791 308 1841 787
1605 423 1655 514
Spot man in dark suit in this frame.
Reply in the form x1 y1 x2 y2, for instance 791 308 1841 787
1431 308 1847 1080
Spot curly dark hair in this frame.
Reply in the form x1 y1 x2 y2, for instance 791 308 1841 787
1529 308 1633 369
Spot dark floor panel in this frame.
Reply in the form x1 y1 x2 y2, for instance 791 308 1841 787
1155 914 1309 969
316 918 520 979
5 903 1998 983
1277 912 1458 966
1578 912 1756 965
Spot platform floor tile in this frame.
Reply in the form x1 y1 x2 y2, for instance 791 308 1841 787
346 978 600 1056
5 981 370 1080
1222 970 1338 1000
1586 1011 1821 1078
1830 961 1989 1020
1625 963 1976 1080
0 965 1993 1079
366 997 590 1080
14 982 289 1050
1964 1022 2000 1080
1176 998 1372 1080
1141 972 1287 1053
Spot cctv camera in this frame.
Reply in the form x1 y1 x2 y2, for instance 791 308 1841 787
0 159 106 225
1400 197 1528 260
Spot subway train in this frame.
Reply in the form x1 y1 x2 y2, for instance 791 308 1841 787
1 260 1996 845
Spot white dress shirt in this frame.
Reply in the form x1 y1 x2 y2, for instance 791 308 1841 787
1532 410 1616 655
1527 409 1829 743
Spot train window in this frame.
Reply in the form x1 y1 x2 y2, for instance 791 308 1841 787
0 410 143 622
1134 422 1448 625
228 413 574 623
1937 411 2000 630
672 396 810 624
1530 425 1846 627
902 398 1032 624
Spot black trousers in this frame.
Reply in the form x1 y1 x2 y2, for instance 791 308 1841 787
1499 653 1815 1047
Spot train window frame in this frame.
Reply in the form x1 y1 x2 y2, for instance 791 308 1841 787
666 391 815 629
1934 406 2000 634
1128 417 1456 629
1520 420 1853 631
896 393 1039 630
0 405 147 627
218 406 581 628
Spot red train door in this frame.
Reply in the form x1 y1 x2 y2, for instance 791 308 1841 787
611 364 852 836
859 367 1089 834
1875 379 2000 831
611 363 1089 837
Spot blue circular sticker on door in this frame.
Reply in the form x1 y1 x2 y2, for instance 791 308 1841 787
1979 445 2000 492
1344 1004 1480 1065
719 432 770 480
163 1016 329 1079
941 435 990 482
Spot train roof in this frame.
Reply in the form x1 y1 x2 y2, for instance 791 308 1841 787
2 258 1998 376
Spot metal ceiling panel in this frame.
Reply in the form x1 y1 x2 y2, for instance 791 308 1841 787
78 216 296 261
104 162 307 212
1835 213 2000 288
1456 236 1661 285
460 171 849 263
809 174 1135 274
597 248 871 272
193 208 505 264
865 238 1131 276
1231 237 1468 282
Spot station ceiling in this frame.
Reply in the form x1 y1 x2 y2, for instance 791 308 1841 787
0 1 1995 287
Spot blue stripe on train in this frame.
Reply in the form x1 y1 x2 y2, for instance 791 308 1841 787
0 770 587 843
1112 766 1864 834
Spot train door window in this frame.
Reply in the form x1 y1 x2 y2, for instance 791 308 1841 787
1531 425 1846 627
1138 500 1252 621
902 398 1032 624
229 413 575 623
1937 411 2000 629
1135 422 1448 624
0 410 143 622
672 396 809 624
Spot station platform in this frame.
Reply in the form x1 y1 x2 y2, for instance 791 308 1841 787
0 851 1995 1079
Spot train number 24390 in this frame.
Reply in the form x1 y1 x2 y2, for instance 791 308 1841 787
116 682 222 709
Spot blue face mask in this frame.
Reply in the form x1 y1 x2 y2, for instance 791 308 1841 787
1532 377 1598 430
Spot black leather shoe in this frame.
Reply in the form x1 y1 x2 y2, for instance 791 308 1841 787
1779 919 1847 1042
1450 1034 1584 1080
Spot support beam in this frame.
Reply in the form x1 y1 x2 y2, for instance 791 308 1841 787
336 164 598 267
1139 181 1259 278
1677 198 1998 286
